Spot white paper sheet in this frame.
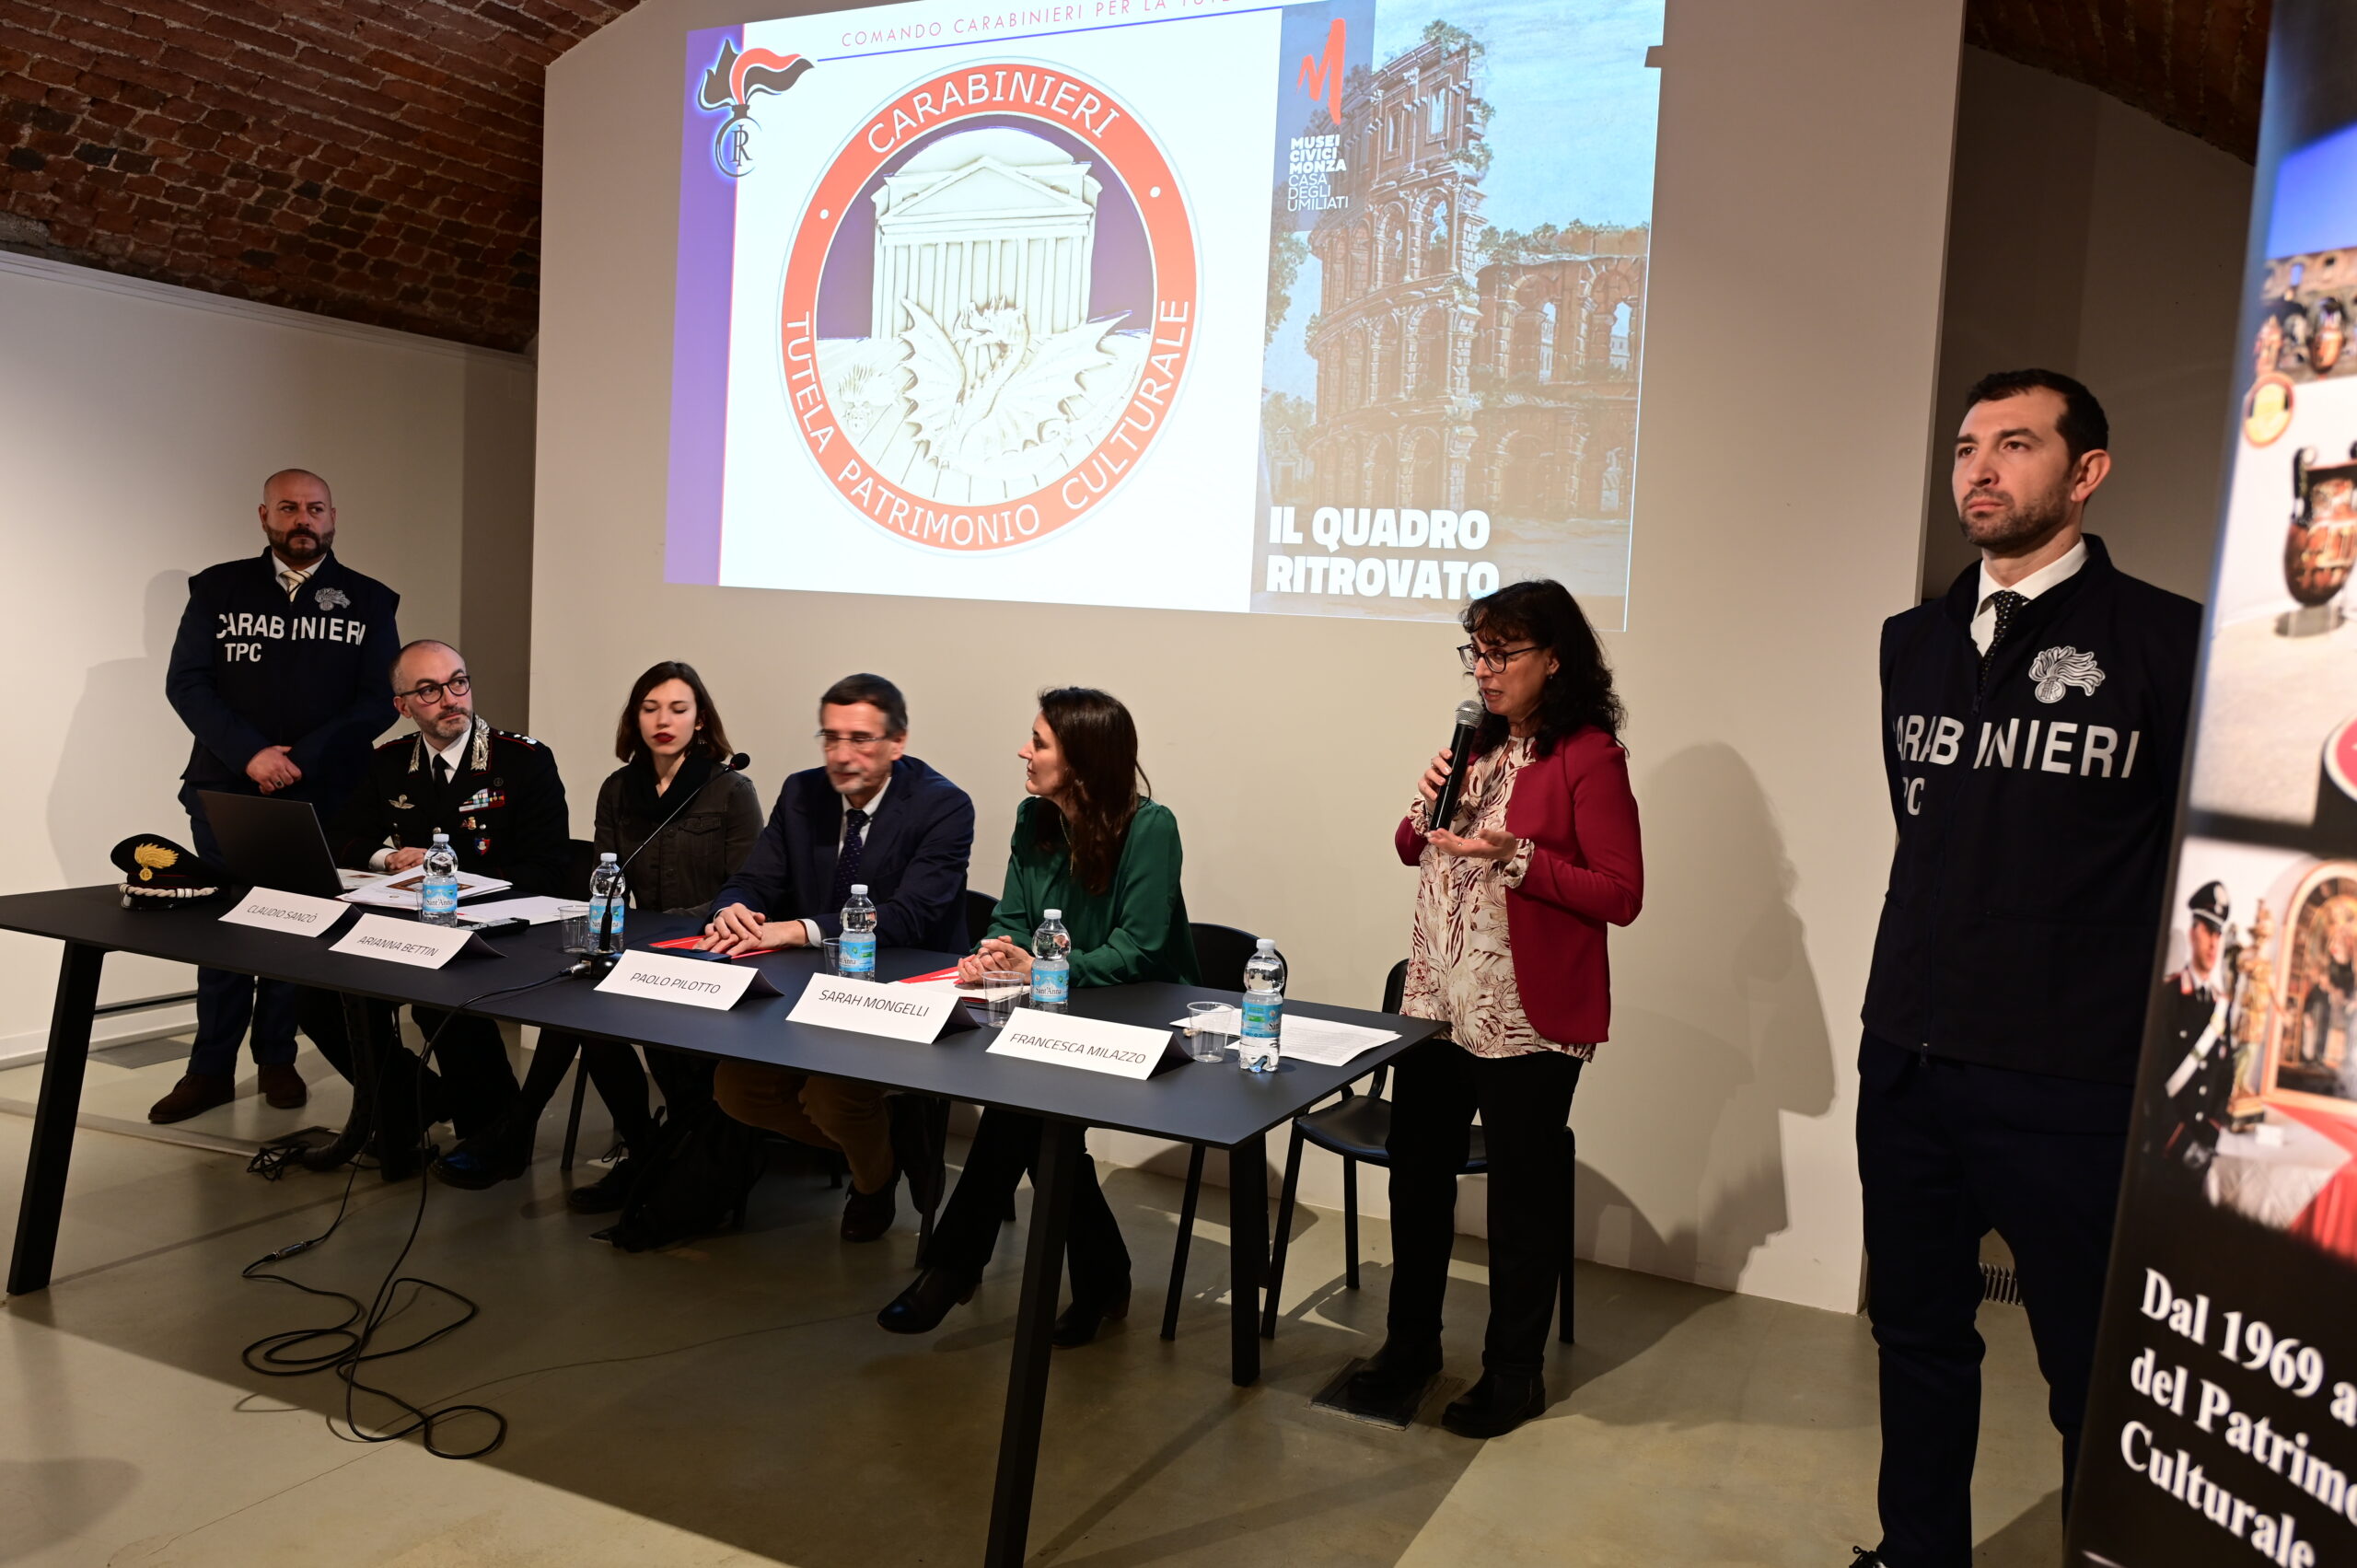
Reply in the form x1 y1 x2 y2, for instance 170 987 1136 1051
1167 1006 1399 1066
457 896 575 926
340 869 512 908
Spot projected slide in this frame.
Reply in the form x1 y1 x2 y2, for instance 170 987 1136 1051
667 0 1660 624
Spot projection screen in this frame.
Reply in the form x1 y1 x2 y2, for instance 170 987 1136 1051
666 0 1661 625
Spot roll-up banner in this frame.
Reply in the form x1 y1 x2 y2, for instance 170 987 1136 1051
2069 6 2357 1564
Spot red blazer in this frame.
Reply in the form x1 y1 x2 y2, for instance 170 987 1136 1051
1395 726 1644 1045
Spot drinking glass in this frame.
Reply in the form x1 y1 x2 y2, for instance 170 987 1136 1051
1184 1000 1231 1062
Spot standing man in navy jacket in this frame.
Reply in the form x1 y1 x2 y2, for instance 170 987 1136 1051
699 673 973 1240
154 469 399 1124
1850 371 2200 1568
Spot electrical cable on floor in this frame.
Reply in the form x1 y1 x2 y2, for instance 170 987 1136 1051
238 968 575 1460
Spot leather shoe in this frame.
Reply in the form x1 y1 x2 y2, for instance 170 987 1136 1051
1441 1370 1548 1438
1051 1282 1131 1347
842 1179 897 1242
257 1063 308 1109
1342 1336 1444 1410
568 1156 639 1214
148 1072 235 1124
431 1118 535 1190
877 1266 978 1334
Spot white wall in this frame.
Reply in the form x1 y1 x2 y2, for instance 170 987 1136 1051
533 0 1963 1311
0 253 535 1063
1922 46 2253 604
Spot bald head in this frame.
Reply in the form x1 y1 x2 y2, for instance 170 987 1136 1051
390 640 473 747
258 469 336 568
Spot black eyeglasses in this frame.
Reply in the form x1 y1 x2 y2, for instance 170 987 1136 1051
1456 644 1541 674
398 672 470 704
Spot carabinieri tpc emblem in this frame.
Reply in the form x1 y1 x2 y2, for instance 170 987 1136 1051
696 39 813 179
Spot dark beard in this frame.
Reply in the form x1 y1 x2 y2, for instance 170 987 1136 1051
273 529 328 561
1956 483 2069 554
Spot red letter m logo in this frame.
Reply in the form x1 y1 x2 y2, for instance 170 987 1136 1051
1297 18 1346 127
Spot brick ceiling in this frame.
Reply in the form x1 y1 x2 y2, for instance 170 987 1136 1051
0 0 2274 354
1968 0 2270 161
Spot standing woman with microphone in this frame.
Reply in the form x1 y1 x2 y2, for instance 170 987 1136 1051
1347 578 1643 1437
431 661 761 1191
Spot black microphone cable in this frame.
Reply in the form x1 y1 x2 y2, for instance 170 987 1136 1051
238 967 575 1459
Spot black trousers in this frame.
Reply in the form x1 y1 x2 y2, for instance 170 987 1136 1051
923 1109 1130 1305
182 790 298 1075
299 995 511 1143
509 1030 715 1154
1384 1038 1583 1377
1856 1032 2131 1568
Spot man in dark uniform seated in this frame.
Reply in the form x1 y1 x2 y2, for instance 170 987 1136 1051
321 640 568 1159
2154 880 2235 1172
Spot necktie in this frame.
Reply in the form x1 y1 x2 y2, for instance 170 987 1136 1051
278 568 303 600
1980 589 2027 686
435 755 452 796
829 807 871 914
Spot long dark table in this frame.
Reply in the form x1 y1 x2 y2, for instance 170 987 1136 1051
0 885 1438 1567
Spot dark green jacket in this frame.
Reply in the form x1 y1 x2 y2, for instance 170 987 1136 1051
982 797 1200 987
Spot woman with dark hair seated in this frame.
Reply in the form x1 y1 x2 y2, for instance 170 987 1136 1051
431 660 761 1193
1344 578 1643 1438
877 688 1198 1346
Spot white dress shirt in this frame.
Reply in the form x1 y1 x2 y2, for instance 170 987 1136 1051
274 555 316 599
800 775 891 945
1968 538 2087 656
366 727 476 872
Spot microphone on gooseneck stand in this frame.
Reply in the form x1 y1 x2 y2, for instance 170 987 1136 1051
586 753 751 971
1428 700 1482 836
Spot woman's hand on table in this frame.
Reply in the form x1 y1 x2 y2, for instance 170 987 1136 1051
1429 826 1518 864
958 937 1035 982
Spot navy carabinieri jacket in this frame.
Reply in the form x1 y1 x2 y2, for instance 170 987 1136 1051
165 547 400 816
1863 533 2200 1084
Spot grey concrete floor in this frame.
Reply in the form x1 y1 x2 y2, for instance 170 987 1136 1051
0 1040 2064 1566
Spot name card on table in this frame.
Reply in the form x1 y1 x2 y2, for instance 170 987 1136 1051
219 888 348 938
788 975 964 1042
330 912 501 969
988 1010 1182 1081
596 950 784 1011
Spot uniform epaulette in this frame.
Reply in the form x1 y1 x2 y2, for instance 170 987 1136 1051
491 727 542 749
376 734 412 752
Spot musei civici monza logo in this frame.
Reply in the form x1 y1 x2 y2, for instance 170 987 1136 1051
766 64 1200 554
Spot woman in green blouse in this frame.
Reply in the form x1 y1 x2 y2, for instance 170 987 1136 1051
877 688 1198 1347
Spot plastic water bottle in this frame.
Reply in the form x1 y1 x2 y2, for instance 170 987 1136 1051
841 883 877 980
419 833 460 926
1240 938 1286 1072
1030 908 1071 1012
588 851 626 953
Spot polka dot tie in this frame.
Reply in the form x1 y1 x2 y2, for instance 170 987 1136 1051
1981 589 2027 685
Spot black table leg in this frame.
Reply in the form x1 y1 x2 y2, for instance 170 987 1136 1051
1227 1132 1268 1387
7 940 105 1295
983 1118 1081 1568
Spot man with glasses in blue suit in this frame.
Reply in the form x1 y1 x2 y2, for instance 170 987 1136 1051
698 673 974 1240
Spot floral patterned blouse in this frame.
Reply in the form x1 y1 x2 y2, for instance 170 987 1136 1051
1401 736 1596 1060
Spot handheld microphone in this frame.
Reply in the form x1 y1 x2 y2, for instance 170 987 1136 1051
1429 700 1482 834
595 752 751 962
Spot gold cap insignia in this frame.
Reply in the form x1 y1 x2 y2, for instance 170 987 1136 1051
134 843 179 871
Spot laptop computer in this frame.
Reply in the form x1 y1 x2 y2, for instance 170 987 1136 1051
196 790 349 898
